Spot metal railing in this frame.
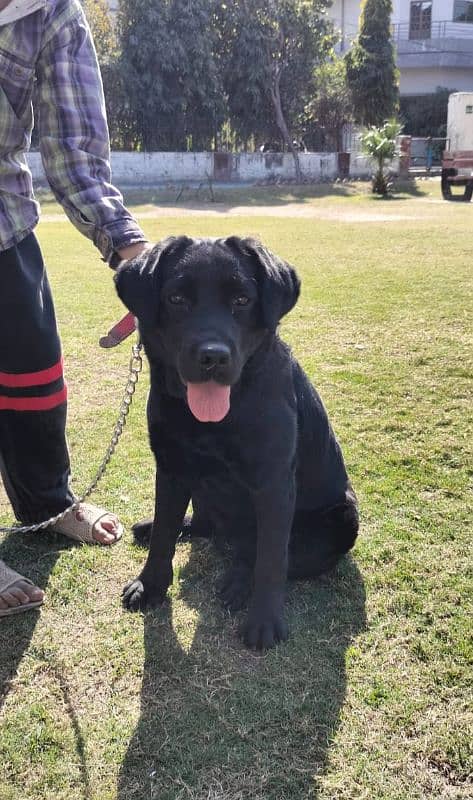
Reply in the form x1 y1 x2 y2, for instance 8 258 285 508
392 20 473 41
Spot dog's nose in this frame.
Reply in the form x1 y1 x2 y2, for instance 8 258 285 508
198 342 231 370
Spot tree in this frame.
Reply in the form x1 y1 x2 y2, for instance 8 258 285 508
118 0 224 150
82 0 117 64
214 1 276 148
400 86 452 137
344 0 399 127
219 0 334 180
360 118 403 195
304 58 353 151
82 0 127 147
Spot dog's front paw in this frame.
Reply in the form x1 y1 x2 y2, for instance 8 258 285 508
121 577 167 612
241 606 288 650
220 565 252 612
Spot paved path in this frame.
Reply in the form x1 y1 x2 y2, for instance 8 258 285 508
41 202 420 224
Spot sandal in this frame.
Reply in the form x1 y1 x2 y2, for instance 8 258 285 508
0 561 44 617
49 503 123 545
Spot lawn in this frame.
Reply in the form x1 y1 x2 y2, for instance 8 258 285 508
0 180 471 799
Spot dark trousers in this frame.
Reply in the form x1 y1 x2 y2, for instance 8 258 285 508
0 232 74 523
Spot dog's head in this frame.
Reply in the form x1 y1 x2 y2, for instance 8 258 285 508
115 236 300 422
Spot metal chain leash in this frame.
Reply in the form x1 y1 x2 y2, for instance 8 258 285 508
0 340 143 534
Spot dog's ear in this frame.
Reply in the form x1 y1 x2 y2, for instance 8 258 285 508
225 236 300 331
114 236 193 326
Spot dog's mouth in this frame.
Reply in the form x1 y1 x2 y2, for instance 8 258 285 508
186 381 231 423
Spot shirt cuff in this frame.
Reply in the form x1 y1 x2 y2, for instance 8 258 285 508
93 220 148 263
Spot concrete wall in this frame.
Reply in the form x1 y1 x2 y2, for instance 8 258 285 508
400 66 473 94
108 151 214 183
27 150 349 186
343 128 400 176
232 152 339 181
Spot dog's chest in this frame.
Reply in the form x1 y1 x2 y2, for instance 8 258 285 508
149 416 242 482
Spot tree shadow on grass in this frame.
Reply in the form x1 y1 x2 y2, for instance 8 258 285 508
117 541 366 800
121 182 374 212
359 176 431 201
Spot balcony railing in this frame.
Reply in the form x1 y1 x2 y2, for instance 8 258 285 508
392 20 473 41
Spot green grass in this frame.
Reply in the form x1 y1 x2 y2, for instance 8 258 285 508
36 176 436 215
0 180 471 799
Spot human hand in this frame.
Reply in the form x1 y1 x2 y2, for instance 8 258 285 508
99 243 151 347
117 242 150 261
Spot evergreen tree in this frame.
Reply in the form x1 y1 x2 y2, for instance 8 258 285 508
344 0 399 127
118 0 224 150
215 1 275 147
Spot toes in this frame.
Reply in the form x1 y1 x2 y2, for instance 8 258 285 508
0 580 44 609
121 577 168 612
93 514 122 545
121 579 145 611
122 579 159 611
23 582 45 602
93 529 116 545
8 586 31 604
99 515 120 533
241 615 288 650
0 591 21 608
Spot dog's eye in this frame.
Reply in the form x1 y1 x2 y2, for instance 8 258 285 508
232 295 250 307
168 294 187 305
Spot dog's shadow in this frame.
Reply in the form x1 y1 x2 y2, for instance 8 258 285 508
117 539 366 799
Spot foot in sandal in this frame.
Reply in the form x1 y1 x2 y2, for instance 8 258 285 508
49 503 123 545
0 561 44 617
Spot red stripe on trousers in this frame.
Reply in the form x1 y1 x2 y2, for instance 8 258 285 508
0 358 63 388
0 386 67 412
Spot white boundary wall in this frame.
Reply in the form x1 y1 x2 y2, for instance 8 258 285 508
26 150 370 186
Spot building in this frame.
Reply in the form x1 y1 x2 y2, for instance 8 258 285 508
329 0 473 96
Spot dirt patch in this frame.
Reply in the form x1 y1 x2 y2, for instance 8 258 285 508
41 203 418 224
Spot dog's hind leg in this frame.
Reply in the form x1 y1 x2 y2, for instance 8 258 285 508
219 532 256 613
180 490 216 540
132 507 212 546
132 517 154 547
288 497 359 580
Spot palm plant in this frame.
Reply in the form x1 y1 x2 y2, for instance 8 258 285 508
360 119 403 195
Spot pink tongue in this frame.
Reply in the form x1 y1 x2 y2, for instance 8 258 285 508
187 381 230 422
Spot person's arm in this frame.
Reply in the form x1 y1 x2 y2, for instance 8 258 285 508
35 0 147 263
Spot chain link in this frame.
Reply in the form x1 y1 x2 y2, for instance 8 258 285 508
0 340 143 535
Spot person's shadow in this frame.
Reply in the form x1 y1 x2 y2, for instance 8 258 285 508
0 530 59 706
117 540 366 799
0 527 101 799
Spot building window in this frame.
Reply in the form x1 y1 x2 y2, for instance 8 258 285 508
453 1 473 22
409 1 432 39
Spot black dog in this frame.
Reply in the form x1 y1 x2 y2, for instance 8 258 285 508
115 236 358 649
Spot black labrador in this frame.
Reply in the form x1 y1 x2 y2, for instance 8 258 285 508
115 236 359 649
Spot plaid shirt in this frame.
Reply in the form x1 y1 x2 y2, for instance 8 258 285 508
0 0 146 258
